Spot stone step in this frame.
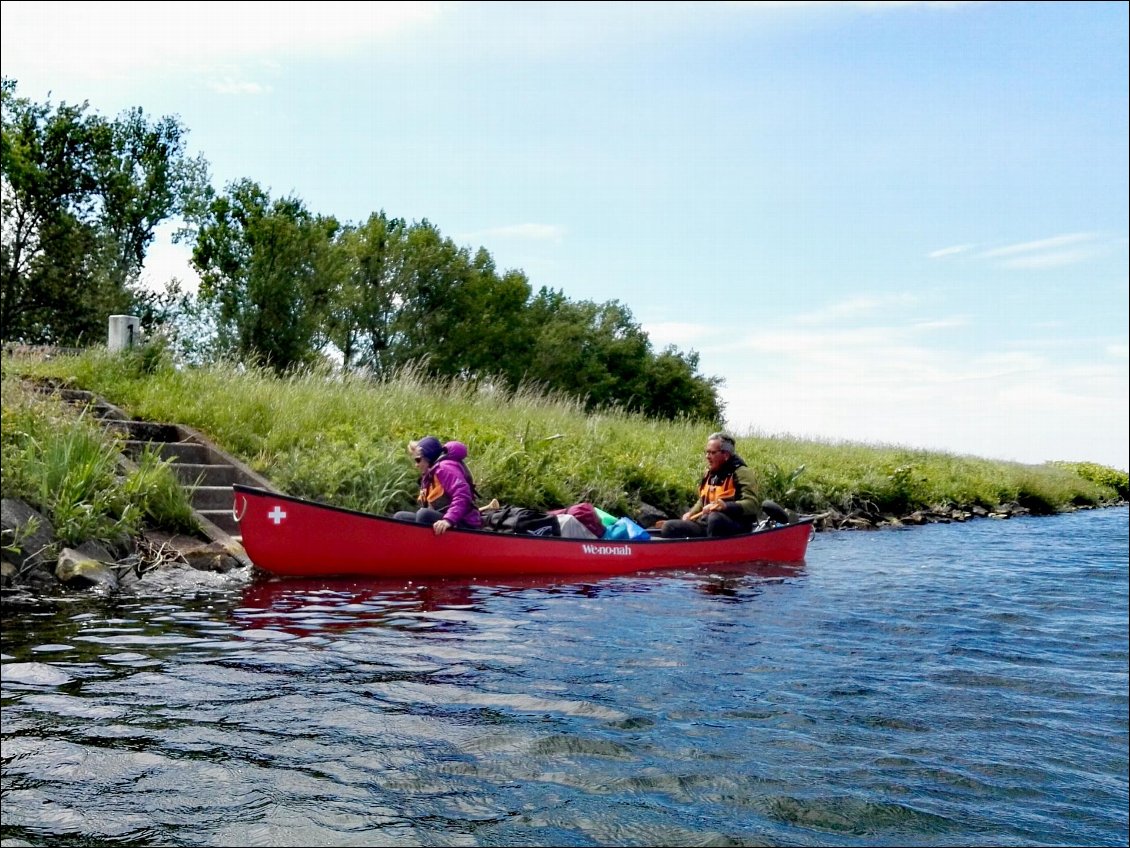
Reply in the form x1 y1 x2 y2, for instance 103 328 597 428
191 485 236 511
104 420 183 442
123 439 210 465
49 389 129 420
196 509 241 536
172 463 236 487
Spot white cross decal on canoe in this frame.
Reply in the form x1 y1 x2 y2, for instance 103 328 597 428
267 505 287 525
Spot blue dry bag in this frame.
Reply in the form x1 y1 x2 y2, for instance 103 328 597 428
604 516 651 541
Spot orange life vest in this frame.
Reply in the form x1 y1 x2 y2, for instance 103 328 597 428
419 475 449 510
698 473 738 506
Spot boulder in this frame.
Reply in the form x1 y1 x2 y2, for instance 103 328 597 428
1 498 56 570
636 502 668 529
180 541 241 574
56 548 119 592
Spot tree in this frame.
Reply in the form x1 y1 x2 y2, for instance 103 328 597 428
385 219 472 372
2 79 101 341
325 211 412 372
192 179 340 371
639 345 724 422
524 291 647 410
521 287 722 420
449 250 535 384
1 78 209 344
92 106 211 292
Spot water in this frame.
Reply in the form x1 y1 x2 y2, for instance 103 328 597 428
2 507 1127 847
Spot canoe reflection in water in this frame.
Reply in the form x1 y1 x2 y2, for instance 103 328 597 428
236 561 806 637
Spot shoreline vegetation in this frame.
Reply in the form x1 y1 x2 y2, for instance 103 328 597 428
3 346 1127 597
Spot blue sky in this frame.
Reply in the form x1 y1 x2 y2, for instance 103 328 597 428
3 1 1127 470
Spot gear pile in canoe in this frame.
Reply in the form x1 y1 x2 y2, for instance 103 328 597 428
233 484 815 580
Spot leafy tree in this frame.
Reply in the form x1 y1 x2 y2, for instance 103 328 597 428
92 106 211 292
2 79 102 341
522 287 722 421
451 250 535 384
2 80 724 420
1 78 209 344
524 291 646 409
639 345 724 422
326 211 412 372
385 219 471 371
192 179 340 371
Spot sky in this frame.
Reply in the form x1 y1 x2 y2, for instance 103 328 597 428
3 1 1127 471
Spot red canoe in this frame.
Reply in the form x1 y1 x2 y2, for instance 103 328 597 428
233 484 815 579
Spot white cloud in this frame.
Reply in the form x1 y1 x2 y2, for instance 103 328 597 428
640 321 709 348
923 233 1113 271
695 313 1129 469
911 317 969 331
462 224 566 242
977 232 1105 269
794 293 921 325
969 349 1046 375
1 1 441 84
979 233 1097 258
927 243 974 259
208 79 272 97
997 248 1101 269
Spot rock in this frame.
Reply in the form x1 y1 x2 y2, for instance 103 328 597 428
25 566 59 590
636 502 668 528
1 498 56 571
75 539 116 564
179 541 241 573
56 548 119 592
135 560 247 593
138 530 241 573
116 569 143 593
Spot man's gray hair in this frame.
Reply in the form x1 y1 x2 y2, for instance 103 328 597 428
707 432 736 454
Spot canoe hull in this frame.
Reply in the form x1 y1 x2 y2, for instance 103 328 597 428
233 485 814 579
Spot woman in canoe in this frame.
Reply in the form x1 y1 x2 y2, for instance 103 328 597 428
393 436 483 535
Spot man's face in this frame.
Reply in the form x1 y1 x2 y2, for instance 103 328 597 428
704 439 728 472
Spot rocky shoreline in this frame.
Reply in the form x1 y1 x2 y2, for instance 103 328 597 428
2 496 249 605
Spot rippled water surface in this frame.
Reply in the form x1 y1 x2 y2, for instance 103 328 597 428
3 507 1127 847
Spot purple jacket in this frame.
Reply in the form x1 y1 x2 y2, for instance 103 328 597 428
420 441 482 529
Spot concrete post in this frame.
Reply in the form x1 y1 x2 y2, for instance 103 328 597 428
108 315 140 352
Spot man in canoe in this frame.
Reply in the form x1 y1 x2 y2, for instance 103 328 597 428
659 432 763 538
393 436 483 535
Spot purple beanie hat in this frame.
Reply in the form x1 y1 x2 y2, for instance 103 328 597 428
415 436 444 463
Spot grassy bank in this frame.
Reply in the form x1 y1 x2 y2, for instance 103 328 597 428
3 348 1126 545
1 371 198 551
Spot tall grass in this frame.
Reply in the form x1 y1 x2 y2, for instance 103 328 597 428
1 374 198 553
4 347 1126 522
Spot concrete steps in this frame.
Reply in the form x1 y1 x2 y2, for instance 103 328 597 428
31 382 281 562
